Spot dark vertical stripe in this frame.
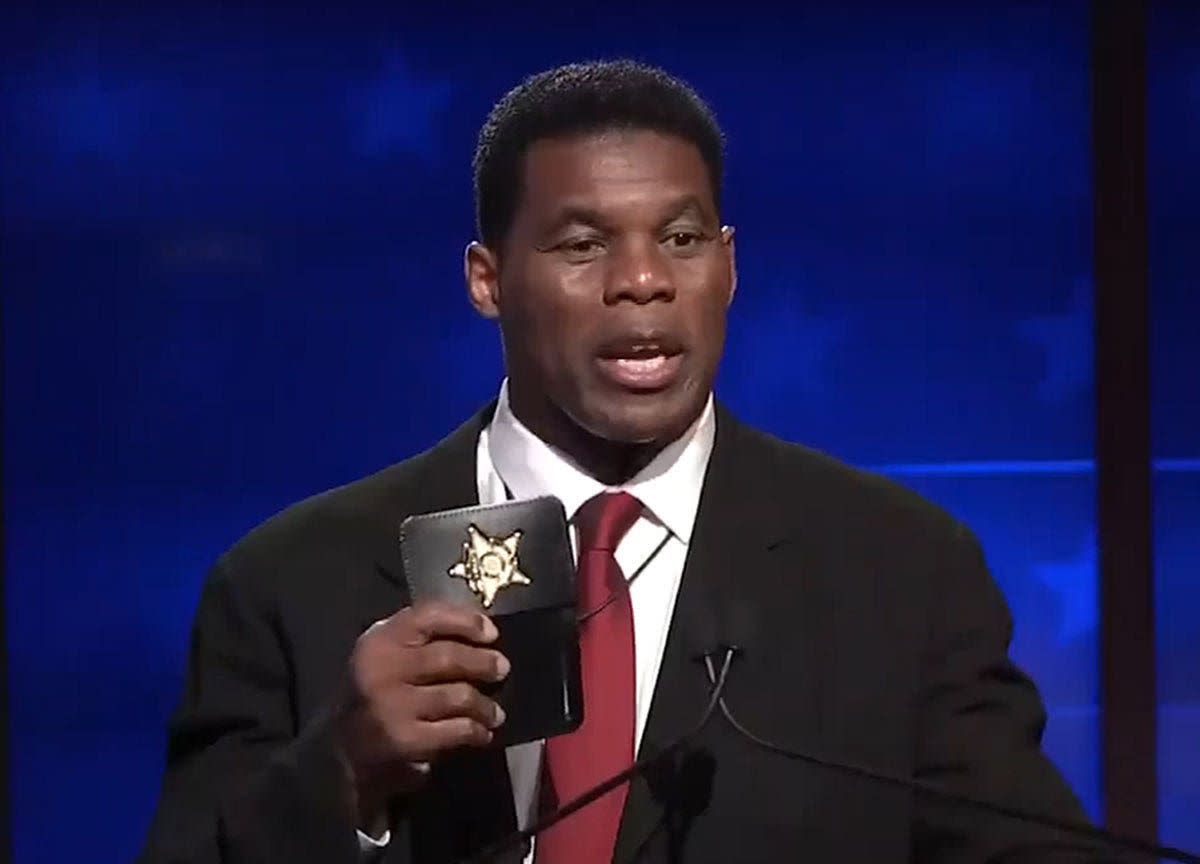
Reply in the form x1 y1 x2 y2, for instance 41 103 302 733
1092 0 1156 841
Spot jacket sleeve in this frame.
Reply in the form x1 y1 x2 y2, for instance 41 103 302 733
138 559 376 864
912 523 1127 864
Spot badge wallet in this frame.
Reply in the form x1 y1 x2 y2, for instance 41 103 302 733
399 496 583 747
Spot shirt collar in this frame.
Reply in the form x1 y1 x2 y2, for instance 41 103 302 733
485 380 716 543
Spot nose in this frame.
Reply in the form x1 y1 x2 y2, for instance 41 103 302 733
603 237 675 305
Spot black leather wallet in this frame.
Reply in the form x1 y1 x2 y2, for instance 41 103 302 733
399 496 583 747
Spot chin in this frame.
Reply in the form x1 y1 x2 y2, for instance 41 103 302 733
579 392 700 446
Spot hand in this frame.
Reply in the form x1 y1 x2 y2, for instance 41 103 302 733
334 601 510 826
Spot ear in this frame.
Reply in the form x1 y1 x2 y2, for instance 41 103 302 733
465 241 501 319
721 225 737 306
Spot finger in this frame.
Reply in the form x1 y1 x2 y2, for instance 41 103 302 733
393 602 498 647
414 682 506 730
408 717 494 757
407 641 510 686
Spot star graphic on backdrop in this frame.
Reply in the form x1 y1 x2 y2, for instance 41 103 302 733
42 73 148 160
351 51 453 160
787 317 848 395
1031 534 1097 643
1018 279 1093 404
726 291 848 397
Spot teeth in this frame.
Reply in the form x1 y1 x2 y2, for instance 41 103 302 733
614 355 667 371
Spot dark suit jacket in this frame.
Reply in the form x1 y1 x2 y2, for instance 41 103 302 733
141 404 1107 864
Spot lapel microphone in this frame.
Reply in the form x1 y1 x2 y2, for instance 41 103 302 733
695 599 1200 864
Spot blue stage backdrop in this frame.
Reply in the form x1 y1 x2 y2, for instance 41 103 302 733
1150 0 1200 852
2 3 1131 861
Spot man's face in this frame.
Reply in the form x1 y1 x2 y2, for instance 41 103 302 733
469 130 735 446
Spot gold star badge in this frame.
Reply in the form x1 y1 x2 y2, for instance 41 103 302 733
448 524 531 608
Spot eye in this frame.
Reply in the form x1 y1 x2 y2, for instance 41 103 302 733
564 238 604 255
663 230 706 252
552 235 607 262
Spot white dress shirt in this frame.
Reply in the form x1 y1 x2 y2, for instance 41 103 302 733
360 381 716 857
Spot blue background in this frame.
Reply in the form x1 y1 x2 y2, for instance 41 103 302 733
1149 0 1200 852
0 2 1191 861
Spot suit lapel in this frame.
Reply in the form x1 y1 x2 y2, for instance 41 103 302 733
375 406 491 583
613 406 789 864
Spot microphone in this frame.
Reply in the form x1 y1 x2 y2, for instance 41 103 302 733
458 611 738 864
695 617 1200 864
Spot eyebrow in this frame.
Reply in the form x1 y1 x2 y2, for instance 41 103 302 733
541 194 715 236
543 205 611 234
661 195 713 225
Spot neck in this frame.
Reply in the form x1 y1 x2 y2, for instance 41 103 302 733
507 394 670 487
548 423 666 488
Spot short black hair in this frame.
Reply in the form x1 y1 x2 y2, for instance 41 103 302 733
473 59 724 250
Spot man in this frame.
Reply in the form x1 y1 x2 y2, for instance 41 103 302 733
142 60 1100 863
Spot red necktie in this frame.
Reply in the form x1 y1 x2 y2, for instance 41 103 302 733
535 491 643 864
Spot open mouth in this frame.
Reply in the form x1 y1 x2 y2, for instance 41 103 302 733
595 337 685 391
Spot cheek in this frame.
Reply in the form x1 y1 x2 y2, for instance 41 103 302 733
501 269 595 366
529 265 602 333
683 268 732 353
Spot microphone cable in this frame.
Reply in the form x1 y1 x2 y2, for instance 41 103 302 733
459 646 737 864
699 651 1200 864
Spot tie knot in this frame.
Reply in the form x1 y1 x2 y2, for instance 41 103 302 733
574 491 643 553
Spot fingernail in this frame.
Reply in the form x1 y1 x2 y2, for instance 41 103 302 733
494 653 511 680
480 616 499 641
493 704 507 728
